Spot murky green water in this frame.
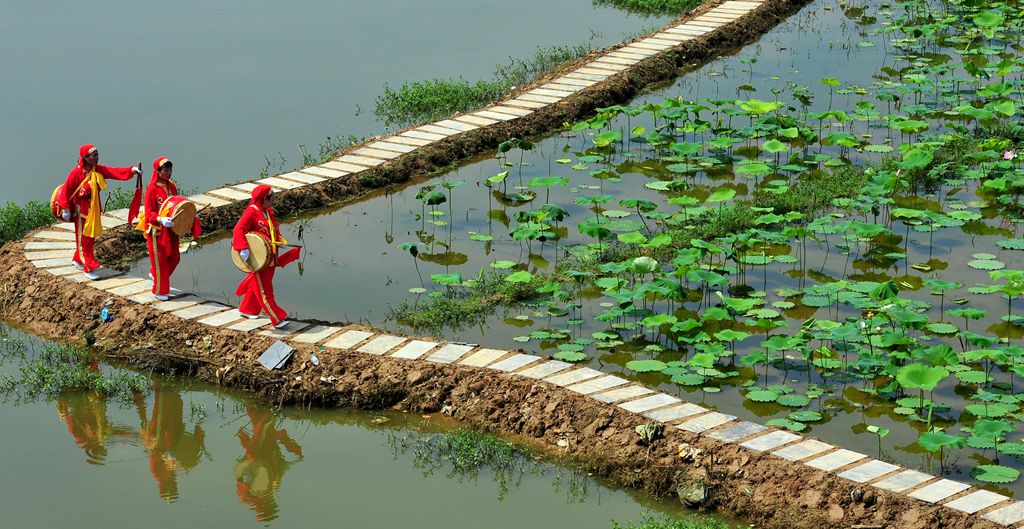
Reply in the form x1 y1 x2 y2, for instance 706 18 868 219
0 325 719 528
1 0 667 204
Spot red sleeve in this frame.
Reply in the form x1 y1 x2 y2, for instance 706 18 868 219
58 168 83 209
96 164 135 181
232 208 258 250
143 184 161 226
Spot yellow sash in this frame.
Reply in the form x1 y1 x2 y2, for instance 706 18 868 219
81 170 108 238
264 210 287 251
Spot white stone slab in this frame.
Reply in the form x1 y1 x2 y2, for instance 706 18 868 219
638 37 678 47
288 325 342 344
206 187 252 201
708 421 768 442
608 50 653 60
354 147 401 159
25 241 76 250
189 194 230 208
357 334 406 355
401 130 447 141
33 230 77 241
101 215 126 227
594 56 637 66
565 374 626 393
837 459 900 483
643 403 707 423
531 88 574 98
578 67 622 76
226 317 272 332
505 99 547 109
547 367 603 386
68 268 121 281
259 321 311 339
26 250 74 260
805 449 868 472
391 340 439 360
488 105 532 116
945 490 1008 514
678 412 736 433
475 110 518 122
518 360 572 379
908 479 971 504
426 343 475 364
872 470 935 493
367 141 417 153
983 501 1024 525
617 393 681 413
773 439 834 461
278 171 327 184
106 208 130 220
419 124 462 136
323 160 368 173
435 119 478 132
257 177 303 190
542 83 583 92
173 302 231 320
91 276 146 291
386 135 433 147
337 155 385 167
740 430 801 452
47 265 81 276
586 60 630 71
233 182 261 193
629 42 672 52
684 19 723 29
301 166 346 179
198 309 246 327
459 348 508 367
454 114 498 127
592 385 655 404
152 295 203 312
489 353 541 372
51 222 76 231
324 330 374 350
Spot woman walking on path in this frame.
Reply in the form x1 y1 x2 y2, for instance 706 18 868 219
136 157 201 300
57 144 142 279
232 184 300 329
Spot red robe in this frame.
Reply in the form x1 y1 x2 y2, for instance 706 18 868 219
139 179 182 296
231 188 299 324
58 161 134 272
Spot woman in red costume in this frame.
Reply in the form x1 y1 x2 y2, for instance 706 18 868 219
136 157 201 300
232 185 300 329
57 144 142 279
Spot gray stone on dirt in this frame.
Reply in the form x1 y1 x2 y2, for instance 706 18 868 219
400 130 447 141
908 479 970 504
337 154 385 167
256 176 303 190
197 309 246 327
452 115 497 127
707 421 767 443
617 393 681 413
206 187 252 201
517 360 571 379
93 276 147 291
837 459 900 483
944 489 1008 514
259 321 311 339
677 477 706 508
474 110 518 122
565 374 627 394
226 317 271 332
68 268 121 281
278 171 327 184
489 353 541 372
288 325 342 345
32 257 72 269
434 119 478 132
592 385 655 404
426 343 475 364
678 412 736 434
458 348 507 367
33 230 77 241
188 193 230 208
299 166 345 179
174 303 231 321
367 141 418 153
982 500 1024 526
772 439 833 461
871 470 934 493
25 250 74 260
46 265 81 277
740 430 801 452
488 105 532 116
107 279 153 296
152 295 203 312
548 367 605 387
419 124 463 136
390 340 439 360
356 334 406 355
805 449 868 472
25 241 76 250
324 330 373 350
322 160 366 173
643 403 707 423
354 147 401 160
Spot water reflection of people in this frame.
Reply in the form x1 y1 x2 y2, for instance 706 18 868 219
56 392 134 465
234 407 303 522
135 389 207 501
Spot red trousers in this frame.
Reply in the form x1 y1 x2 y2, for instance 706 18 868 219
72 215 100 272
146 231 180 296
237 266 287 324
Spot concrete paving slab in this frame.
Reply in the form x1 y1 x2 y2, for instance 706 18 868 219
596 56 637 66
872 470 935 493
805 449 868 472
226 317 272 332
92 276 145 291
837 459 900 483
617 393 681 413
474 110 518 122
386 135 433 147
354 147 402 159
391 340 439 360
592 385 655 404
983 501 1024 525
419 124 463 136
564 71 609 81
435 119 478 132
288 325 342 344
101 215 126 227
323 160 369 173
518 360 572 379
189 194 231 208
708 421 768 442
207 187 252 201
426 343 475 364
607 51 649 61
126 291 159 304
259 321 312 339
197 309 246 327
639 37 679 47
279 171 327 184
740 430 801 451
337 155 385 167
367 141 418 154
26 250 74 260
565 374 627 394
173 302 231 320
542 83 584 92
106 208 130 220
256 177 304 190
531 88 574 98
459 348 508 367
630 41 672 51
25 241 76 250
505 98 548 109
489 353 541 372
451 113 500 126
69 268 122 281
47 265 81 277
547 367 605 387
578 66 624 76
667 25 709 35
678 412 736 433
654 32 695 42
33 230 77 241
945 490 1008 514
233 182 262 193
357 335 407 355
51 222 75 231
552 76 598 87
685 20 723 29
772 439 833 461
401 130 448 141
324 330 374 350
152 295 203 312
489 105 533 116
908 479 971 504
643 403 707 423
300 166 346 179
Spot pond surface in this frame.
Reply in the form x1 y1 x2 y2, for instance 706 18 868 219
1 0 667 204
162 0 1024 496
0 324 715 528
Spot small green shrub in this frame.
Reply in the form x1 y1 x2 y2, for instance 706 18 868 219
0 200 53 247
611 513 746 529
593 0 701 16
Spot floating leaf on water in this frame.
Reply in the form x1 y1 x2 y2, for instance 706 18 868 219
745 389 779 403
505 270 533 283
555 158 572 164
765 418 806 432
625 359 667 372
671 373 706 386
408 287 427 294
972 253 998 260
490 260 516 269
776 394 811 407
788 411 823 422
968 259 1005 270
468 232 494 242
702 387 721 393
801 295 830 308
553 350 588 362
926 322 960 335
972 465 1020 484
997 239 1024 250
512 336 530 343
772 301 796 310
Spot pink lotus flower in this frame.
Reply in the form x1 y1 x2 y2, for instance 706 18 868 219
1004 150 1017 160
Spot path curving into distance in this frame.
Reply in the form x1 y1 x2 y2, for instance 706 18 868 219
12 1 1023 527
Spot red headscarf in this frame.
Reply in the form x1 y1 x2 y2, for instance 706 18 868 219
151 157 171 185
249 184 273 209
79 144 97 160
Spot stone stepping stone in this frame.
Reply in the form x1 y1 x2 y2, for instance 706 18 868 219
630 41 672 51
547 367 604 387
552 76 597 87
908 479 970 504
301 166 346 179
426 343 475 364
475 110 519 122
489 105 532 116
872 470 934 493
401 130 447 141
564 72 608 82
592 385 654 404
837 459 900 483
708 421 768 443
656 32 696 42
198 309 246 327
25 241 76 250
983 501 1024 526
607 51 648 61
565 374 627 394
337 154 385 167
354 147 402 160
68 268 122 282
617 393 680 413
288 325 342 344
33 230 77 241
233 182 263 193
643 403 707 423
453 115 498 127
391 340 439 360
387 135 433 147
26 250 73 260
279 171 327 184
92 276 147 291
740 430 801 452
639 37 678 47
367 141 417 153
578 66 622 76
207 187 252 201
435 119 478 132
174 302 231 320
106 208 130 219
596 56 637 66
257 177 304 190
518 360 571 380
419 124 463 136
324 330 374 350
101 215 127 227
678 412 736 433
531 88 573 98
153 295 203 312
226 317 271 332
699 14 742 22
685 20 723 29
52 222 76 231
945 490 1008 514
189 194 231 208
542 83 584 93
259 321 311 339
47 265 81 277
323 160 368 173
489 353 541 372
773 439 833 461
505 99 547 109
459 348 508 367
587 60 630 71
805 449 868 472
357 334 407 355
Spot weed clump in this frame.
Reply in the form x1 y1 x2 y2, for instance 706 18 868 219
593 0 701 17
0 200 53 247
7 343 149 404
611 513 747 529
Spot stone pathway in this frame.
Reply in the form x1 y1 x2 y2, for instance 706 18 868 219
19 1 1024 526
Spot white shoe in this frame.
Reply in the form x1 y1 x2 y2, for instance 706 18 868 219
71 261 84 271
153 294 169 301
240 312 260 320
83 271 100 280
274 320 290 329
148 272 154 280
